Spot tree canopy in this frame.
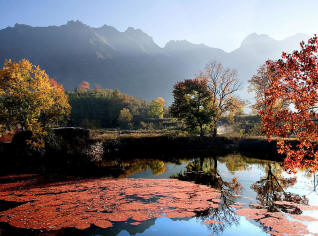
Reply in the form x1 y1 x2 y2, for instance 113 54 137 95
260 35 318 173
170 77 215 136
249 61 289 114
148 97 166 119
205 62 242 137
118 108 133 128
171 62 242 137
79 81 90 90
68 88 150 129
0 59 70 148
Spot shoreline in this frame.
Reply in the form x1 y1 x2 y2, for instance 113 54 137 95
0 130 285 176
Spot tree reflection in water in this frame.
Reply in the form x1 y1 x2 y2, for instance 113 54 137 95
251 163 308 214
100 159 167 177
172 157 242 234
245 163 314 235
218 154 250 174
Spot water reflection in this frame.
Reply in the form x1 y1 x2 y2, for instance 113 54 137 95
100 160 167 178
0 154 318 235
252 163 308 214
219 154 250 173
172 157 242 234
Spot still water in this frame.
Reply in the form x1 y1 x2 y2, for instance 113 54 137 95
0 154 318 235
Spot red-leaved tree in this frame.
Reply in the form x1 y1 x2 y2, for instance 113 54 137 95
261 35 318 173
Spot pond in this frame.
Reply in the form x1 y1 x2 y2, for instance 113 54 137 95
0 154 318 235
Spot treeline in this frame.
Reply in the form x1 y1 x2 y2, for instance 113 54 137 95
68 88 169 129
220 115 263 137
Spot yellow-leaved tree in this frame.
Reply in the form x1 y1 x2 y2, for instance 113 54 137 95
0 59 71 149
148 97 166 119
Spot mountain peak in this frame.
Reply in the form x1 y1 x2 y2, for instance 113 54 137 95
125 27 141 33
124 27 152 40
13 23 31 29
97 24 119 34
123 27 160 53
65 20 88 29
240 33 275 48
164 40 208 51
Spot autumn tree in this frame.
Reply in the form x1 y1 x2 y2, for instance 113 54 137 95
0 59 71 149
170 77 215 136
205 62 242 137
261 35 318 173
118 108 133 129
79 81 90 90
148 97 166 119
249 62 273 113
249 61 289 113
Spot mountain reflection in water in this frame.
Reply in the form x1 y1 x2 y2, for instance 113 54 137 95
0 154 318 235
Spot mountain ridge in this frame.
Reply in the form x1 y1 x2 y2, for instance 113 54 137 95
0 21 311 103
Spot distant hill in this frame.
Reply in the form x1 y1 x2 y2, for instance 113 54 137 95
0 20 310 103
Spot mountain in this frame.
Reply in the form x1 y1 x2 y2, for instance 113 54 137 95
0 20 310 103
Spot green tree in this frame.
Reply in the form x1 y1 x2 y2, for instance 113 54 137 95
118 108 133 129
68 88 149 129
170 77 215 136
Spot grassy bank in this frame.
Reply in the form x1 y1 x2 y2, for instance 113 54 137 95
0 129 285 175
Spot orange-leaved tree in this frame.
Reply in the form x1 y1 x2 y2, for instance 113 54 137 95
260 35 318 173
79 81 90 90
0 59 71 149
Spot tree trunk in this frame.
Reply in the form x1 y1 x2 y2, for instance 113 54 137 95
212 127 217 139
199 124 204 137
213 156 217 169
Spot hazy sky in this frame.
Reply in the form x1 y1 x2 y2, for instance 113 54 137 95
1 0 317 52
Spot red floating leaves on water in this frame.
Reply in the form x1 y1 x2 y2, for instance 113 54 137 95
273 201 294 206
229 205 242 208
260 216 310 235
0 178 221 231
249 203 262 208
237 206 317 235
229 202 245 209
274 201 318 211
130 222 141 226
288 214 318 222
74 222 91 230
203 219 222 224
212 199 221 203
0 181 37 191
165 211 196 219
94 220 112 228
235 208 267 220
